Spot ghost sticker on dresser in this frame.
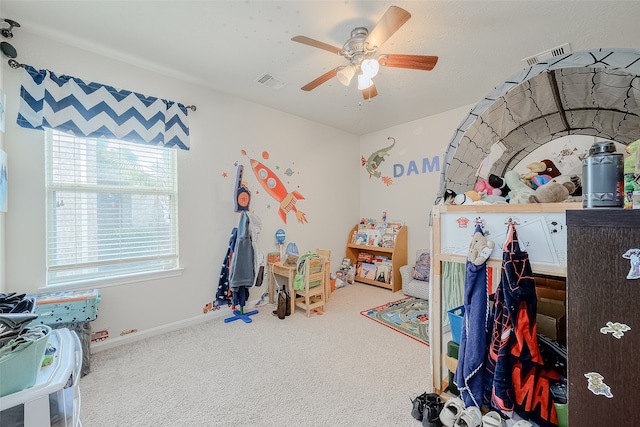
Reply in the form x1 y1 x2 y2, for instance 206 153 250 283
622 248 640 279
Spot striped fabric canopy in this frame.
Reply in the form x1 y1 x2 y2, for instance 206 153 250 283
436 48 640 201
17 65 190 150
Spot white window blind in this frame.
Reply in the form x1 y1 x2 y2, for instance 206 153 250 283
45 129 179 286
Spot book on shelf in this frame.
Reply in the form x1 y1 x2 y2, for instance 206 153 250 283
359 262 377 280
381 233 395 248
374 261 393 284
346 266 355 284
366 230 381 247
354 231 368 245
386 221 405 234
357 252 373 263
371 255 391 263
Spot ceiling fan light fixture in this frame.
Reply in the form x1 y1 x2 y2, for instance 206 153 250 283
357 73 373 90
337 64 355 86
361 58 380 78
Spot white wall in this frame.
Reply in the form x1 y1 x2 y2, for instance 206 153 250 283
2 31 360 344
359 106 472 265
0 23 485 348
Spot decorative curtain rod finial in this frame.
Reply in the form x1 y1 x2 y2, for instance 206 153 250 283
186 105 196 112
0 19 20 39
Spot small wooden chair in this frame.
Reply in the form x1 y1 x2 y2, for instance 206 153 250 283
294 255 326 317
315 248 331 298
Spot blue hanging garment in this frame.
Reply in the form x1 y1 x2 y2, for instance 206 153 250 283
455 224 491 408
229 211 254 307
215 227 238 305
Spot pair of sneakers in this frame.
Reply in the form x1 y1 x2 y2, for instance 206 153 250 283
439 398 533 427
439 398 482 427
411 392 444 426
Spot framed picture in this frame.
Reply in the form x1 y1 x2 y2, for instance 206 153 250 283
0 149 7 212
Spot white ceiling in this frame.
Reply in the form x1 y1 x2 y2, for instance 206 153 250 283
2 1 639 136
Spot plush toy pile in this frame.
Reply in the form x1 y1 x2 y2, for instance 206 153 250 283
444 157 584 205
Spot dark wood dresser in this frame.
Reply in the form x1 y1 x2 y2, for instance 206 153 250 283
566 209 640 425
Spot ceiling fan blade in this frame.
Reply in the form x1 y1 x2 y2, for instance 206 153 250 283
301 68 339 91
362 82 378 100
365 6 411 50
379 54 439 70
291 35 342 55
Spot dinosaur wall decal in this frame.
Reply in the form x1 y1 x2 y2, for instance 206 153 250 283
365 136 395 178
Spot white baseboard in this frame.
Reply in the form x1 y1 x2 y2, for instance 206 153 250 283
90 295 269 353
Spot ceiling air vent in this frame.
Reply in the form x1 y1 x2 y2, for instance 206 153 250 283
522 43 572 66
255 73 286 90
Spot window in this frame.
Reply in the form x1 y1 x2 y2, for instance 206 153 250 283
45 129 179 286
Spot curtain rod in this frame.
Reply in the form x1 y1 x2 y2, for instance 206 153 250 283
7 58 197 112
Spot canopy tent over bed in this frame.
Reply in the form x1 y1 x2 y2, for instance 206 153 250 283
436 48 640 202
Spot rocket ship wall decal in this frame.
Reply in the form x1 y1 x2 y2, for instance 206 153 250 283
248 157 307 224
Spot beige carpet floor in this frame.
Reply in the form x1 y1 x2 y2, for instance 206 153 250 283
79 283 432 426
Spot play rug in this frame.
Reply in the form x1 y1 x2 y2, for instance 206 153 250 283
360 297 429 346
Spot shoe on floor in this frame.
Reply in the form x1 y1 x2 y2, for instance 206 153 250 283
454 405 481 427
481 411 505 427
411 393 426 421
439 397 465 427
422 396 444 427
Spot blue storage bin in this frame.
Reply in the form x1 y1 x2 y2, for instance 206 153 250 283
29 289 101 325
447 305 464 344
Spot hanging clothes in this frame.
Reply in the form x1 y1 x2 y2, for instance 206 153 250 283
247 212 265 288
455 224 491 408
215 227 238 306
483 223 559 427
229 211 255 307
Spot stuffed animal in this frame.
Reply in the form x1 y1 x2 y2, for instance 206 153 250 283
454 190 481 205
468 230 495 266
489 173 510 195
530 174 552 189
522 159 562 188
522 161 546 181
443 189 457 205
474 178 502 196
529 180 576 203
625 174 640 192
625 139 640 175
505 170 536 204
540 159 562 177
553 174 583 196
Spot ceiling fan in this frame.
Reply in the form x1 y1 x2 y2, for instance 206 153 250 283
291 5 438 100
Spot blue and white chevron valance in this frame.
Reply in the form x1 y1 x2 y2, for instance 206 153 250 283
17 65 190 150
